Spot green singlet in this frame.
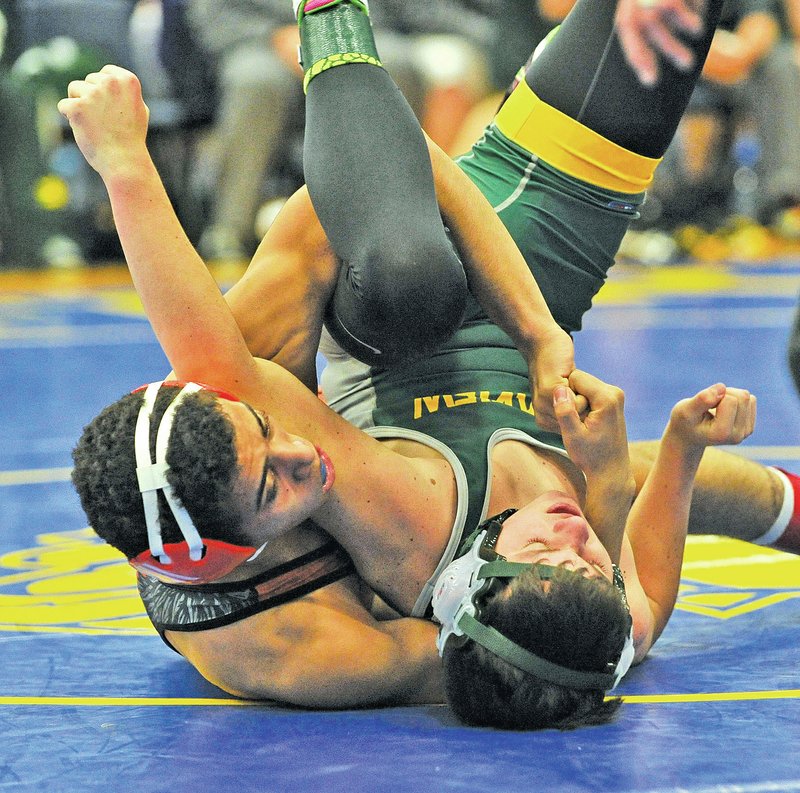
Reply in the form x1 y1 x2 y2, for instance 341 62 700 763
320 122 645 616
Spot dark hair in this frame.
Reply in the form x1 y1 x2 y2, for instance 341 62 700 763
71 387 247 558
442 567 629 730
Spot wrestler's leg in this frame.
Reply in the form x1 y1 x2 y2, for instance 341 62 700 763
533 1 800 554
296 0 467 367
629 442 800 554
456 0 725 335
484 1 800 554
524 0 724 158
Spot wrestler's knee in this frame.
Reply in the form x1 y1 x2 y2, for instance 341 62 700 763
324 237 467 366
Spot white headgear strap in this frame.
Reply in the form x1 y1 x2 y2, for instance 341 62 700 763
134 381 204 564
432 514 636 691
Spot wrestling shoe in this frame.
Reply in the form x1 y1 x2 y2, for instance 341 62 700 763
293 0 369 22
294 0 380 89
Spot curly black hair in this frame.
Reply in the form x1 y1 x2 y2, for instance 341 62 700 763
442 566 629 730
72 386 248 558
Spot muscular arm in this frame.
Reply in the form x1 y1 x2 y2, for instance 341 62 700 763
553 370 636 564
168 579 443 708
623 429 705 659
624 385 756 660
58 67 457 606
426 135 580 429
225 186 338 390
58 66 265 402
226 133 578 426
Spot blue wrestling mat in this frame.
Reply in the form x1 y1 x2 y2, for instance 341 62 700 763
1 261 799 792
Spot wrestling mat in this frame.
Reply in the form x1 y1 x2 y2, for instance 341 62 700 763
1 259 798 792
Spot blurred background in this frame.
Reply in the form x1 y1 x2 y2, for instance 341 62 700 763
3 0 800 271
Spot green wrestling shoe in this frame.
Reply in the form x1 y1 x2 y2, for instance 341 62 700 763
293 0 381 91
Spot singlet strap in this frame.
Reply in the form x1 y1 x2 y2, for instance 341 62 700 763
139 541 356 640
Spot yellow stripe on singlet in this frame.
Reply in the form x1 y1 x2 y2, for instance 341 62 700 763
495 79 660 193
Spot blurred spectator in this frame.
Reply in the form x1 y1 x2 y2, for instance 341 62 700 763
370 0 495 155
182 0 300 260
180 0 497 261
641 0 800 236
0 0 95 268
768 0 800 236
449 0 556 155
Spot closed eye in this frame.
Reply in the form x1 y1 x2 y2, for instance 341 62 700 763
244 404 271 509
523 538 548 549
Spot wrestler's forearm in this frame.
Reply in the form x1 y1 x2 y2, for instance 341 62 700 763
625 432 702 644
174 600 444 708
58 66 259 394
101 158 260 391
582 474 635 566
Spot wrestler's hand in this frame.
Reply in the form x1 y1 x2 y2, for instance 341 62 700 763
615 0 706 86
552 369 631 482
665 383 756 450
530 327 588 432
57 65 150 180
554 369 635 563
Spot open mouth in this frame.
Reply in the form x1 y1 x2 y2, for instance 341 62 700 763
317 447 335 492
546 500 583 518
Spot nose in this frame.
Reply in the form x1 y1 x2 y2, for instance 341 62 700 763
550 515 590 550
270 425 316 479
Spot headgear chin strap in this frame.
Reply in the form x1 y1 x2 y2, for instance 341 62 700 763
128 380 268 585
432 510 635 692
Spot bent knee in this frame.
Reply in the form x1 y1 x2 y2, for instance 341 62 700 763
326 239 468 366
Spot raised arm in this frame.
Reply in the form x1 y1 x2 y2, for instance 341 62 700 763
426 135 585 430
623 384 756 659
57 66 263 400
225 132 582 426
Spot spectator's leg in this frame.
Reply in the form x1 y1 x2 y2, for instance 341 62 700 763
746 42 800 230
199 46 297 259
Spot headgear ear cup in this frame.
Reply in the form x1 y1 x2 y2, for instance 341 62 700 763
433 510 635 690
128 381 262 584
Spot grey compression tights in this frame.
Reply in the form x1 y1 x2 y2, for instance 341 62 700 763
523 0 725 158
301 0 725 366
303 62 467 367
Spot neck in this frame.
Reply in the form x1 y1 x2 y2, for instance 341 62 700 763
487 441 586 517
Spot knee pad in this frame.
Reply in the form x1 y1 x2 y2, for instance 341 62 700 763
324 237 468 367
